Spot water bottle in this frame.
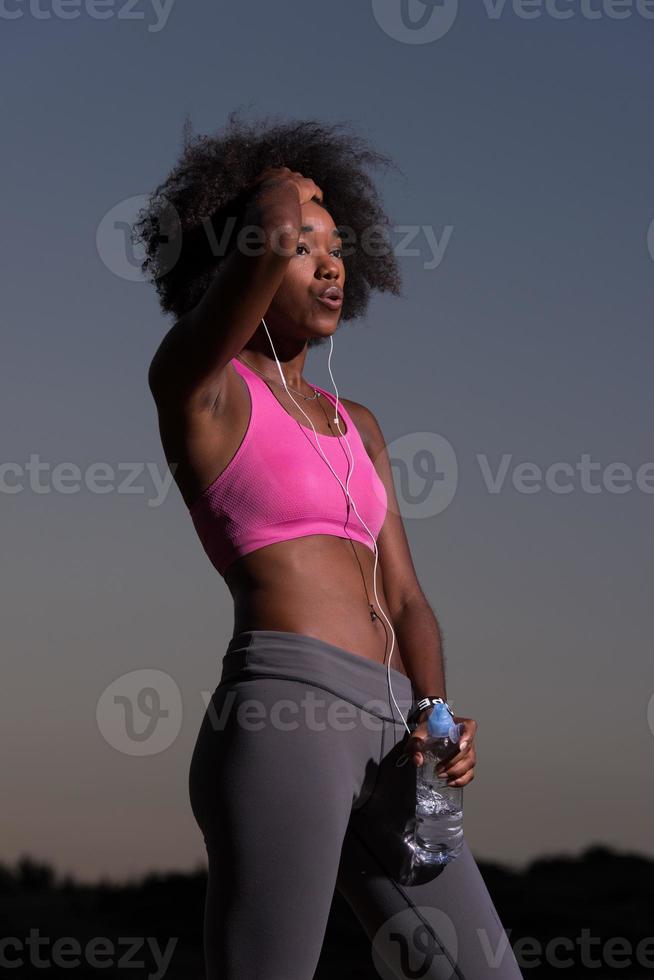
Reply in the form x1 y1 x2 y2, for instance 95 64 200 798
411 701 465 868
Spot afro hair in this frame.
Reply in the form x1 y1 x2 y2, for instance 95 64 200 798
133 107 404 348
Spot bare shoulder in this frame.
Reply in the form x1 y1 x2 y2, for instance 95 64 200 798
339 398 385 458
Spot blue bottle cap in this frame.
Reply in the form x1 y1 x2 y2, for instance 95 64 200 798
427 702 454 738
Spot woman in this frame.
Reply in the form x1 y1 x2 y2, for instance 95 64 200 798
137 111 523 980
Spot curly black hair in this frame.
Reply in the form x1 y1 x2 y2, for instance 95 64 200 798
132 107 404 349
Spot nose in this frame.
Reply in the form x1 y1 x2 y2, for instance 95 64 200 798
315 256 340 280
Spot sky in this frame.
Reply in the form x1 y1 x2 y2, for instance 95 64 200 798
2 0 653 883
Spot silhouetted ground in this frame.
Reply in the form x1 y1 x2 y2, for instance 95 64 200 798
1 844 652 977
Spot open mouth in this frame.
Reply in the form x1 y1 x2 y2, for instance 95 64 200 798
315 292 343 310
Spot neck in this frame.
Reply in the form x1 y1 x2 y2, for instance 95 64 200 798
238 350 307 389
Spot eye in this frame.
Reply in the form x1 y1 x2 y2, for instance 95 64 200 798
296 242 343 259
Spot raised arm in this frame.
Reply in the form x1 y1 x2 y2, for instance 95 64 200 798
147 167 323 413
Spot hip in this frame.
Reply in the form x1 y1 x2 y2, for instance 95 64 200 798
219 628 414 723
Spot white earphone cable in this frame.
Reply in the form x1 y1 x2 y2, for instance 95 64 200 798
261 318 412 736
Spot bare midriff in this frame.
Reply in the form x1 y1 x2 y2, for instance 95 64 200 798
223 533 410 678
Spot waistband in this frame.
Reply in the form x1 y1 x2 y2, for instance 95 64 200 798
218 629 415 724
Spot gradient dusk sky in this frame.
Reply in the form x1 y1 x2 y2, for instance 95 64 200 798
2 0 653 882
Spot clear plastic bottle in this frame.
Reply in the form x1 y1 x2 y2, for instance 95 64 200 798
410 701 465 868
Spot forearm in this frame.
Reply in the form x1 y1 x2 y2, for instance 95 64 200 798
391 596 447 702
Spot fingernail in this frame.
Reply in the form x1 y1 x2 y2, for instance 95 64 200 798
460 741 468 750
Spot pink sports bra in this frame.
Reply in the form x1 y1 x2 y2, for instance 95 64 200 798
187 356 388 577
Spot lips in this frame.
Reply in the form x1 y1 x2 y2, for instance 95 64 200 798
315 286 343 309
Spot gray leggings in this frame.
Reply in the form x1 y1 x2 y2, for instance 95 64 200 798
189 629 524 980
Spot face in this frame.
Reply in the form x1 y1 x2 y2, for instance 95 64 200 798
264 199 345 344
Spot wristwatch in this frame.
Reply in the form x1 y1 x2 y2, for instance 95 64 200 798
407 696 453 729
